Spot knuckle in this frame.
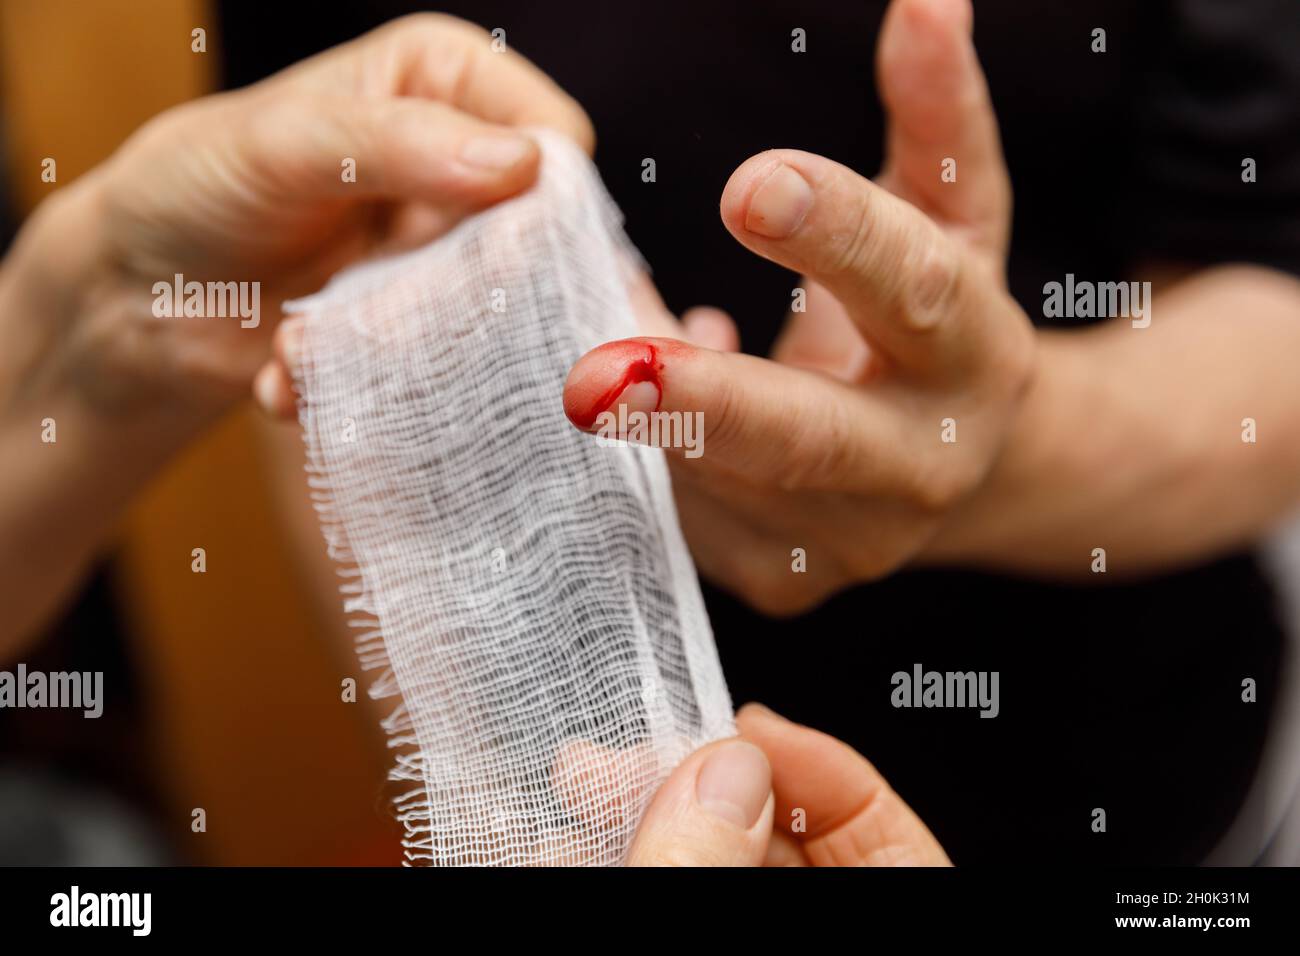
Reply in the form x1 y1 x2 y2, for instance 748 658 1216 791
910 457 981 514
727 555 797 617
826 190 877 279
829 528 905 582
844 552 901 583
743 578 815 618
237 92 307 182
899 229 961 332
730 550 838 618
777 394 862 492
380 99 436 151
729 557 776 611
991 307 1038 399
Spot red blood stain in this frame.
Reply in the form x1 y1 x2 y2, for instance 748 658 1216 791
564 340 665 431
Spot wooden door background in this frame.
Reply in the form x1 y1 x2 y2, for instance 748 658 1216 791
0 0 399 865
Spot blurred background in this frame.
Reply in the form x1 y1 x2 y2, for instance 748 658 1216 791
0 0 402 865
2 0 1299 867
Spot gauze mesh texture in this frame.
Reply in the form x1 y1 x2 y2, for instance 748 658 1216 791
287 131 733 866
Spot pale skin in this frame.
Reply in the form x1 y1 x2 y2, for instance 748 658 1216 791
0 10 945 867
2 0 1297 861
553 0 1300 613
626 703 948 867
271 0 1300 618
0 13 594 655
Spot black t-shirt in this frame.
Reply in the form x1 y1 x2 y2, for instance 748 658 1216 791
219 0 1300 863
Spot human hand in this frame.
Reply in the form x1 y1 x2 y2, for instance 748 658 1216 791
626 703 949 866
20 13 589 424
562 0 1035 614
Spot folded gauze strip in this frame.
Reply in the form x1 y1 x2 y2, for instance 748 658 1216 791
286 131 734 866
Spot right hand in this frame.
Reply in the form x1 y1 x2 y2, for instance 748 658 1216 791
627 703 950 866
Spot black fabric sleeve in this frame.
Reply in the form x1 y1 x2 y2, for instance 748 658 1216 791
1127 0 1300 274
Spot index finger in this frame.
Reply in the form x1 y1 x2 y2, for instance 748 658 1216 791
720 149 1014 379
274 13 595 153
737 703 951 866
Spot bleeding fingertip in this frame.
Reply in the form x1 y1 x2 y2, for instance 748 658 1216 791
563 339 666 432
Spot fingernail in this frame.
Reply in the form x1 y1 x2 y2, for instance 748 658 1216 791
564 341 665 431
592 380 660 441
695 741 771 829
745 163 813 238
612 380 660 418
459 134 535 170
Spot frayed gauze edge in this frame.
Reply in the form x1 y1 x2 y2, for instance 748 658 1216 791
285 131 733 866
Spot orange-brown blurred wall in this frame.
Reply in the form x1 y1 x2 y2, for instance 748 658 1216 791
0 0 398 865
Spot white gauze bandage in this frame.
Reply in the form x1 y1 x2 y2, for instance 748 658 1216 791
287 131 733 866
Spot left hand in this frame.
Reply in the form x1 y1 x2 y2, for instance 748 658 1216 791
563 0 1036 614
29 14 591 421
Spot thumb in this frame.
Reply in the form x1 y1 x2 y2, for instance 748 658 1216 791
626 739 773 866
